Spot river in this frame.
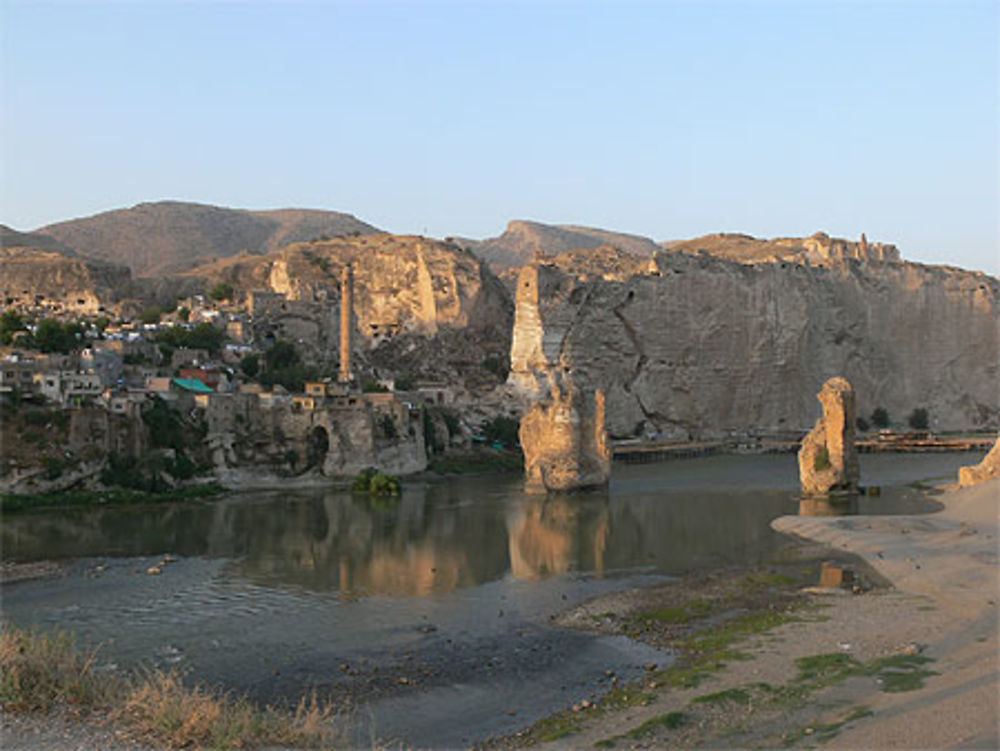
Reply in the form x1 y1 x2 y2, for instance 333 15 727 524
0 452 980 747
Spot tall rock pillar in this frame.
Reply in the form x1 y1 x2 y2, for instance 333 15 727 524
519 373 612 493
339 265 353 384
798 377 860 495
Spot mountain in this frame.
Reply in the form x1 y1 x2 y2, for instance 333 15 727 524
0 224 76 255
455 220 661 270
36 201 382 277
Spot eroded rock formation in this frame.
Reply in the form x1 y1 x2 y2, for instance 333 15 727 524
798 377 860 496
0 247 132 314
958 435 1000 487
519 373 611 493
508 249 999 436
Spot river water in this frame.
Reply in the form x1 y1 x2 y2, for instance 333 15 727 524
0 452 979 746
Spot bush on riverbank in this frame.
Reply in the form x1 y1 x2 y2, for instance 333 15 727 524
0 484 226 514
0 622 336 749
351 467 401 497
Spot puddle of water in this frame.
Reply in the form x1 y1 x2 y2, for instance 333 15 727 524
0 451 979 746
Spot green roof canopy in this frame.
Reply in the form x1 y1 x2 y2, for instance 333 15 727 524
171 377 214 393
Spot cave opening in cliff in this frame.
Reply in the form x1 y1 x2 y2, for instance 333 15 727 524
307 425 330 468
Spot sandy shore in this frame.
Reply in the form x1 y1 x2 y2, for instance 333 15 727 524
770 479 999 749
499 478 999 750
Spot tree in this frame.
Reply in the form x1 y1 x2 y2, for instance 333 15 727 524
34 319 81 354
241 354 259 378
870 407 890 429
908 408 929 431
856 416 869 432
209 282 234 302
0 310 26 345
139 307 162 325
177 307 190 323
265 340 300 370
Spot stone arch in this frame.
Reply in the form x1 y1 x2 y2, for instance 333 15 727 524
306 425 330 468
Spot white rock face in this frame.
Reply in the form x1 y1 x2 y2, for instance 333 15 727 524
509 253 999 437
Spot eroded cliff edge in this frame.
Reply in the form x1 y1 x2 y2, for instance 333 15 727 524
509 250 998 437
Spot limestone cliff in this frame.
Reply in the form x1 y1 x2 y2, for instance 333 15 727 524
798 377 860 495
519 374 611 493
665 231 900 266
0 247 132 313
958 436 1000 487
509 252 999 436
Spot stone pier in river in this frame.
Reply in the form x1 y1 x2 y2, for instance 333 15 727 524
519 374 611 493
798 377 860 495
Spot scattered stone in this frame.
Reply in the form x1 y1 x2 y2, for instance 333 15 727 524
146 566 162 576
820 561 855 589
643 662 658 672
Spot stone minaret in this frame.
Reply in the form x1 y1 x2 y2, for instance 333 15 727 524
339 265 353 383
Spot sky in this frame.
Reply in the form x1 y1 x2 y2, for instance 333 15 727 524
1 0 997 274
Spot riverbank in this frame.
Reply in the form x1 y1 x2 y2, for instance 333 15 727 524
0 483 226 514
489 478 998 749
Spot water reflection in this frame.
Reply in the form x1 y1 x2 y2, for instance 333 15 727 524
2 455 951 599
798 495 859 516
507 494 611 580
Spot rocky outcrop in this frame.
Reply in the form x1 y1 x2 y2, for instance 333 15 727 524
0 247 132 313
508 251 999 436
798 377 860 495
519 374 611 493
665 231 900 266
958 436 1000 487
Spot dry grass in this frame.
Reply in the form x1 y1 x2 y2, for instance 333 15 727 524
1 622 341 749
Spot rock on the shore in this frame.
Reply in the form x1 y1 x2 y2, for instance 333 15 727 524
519 374 611 493
958 434 1000 487
798 377 860 495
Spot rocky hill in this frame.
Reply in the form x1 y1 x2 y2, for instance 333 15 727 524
0 247 133 314
36 201 382 277
456 220 660 271
664 231 900 265
1 225 76 255
510 253 998 435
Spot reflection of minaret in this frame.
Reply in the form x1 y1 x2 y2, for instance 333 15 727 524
339 265 353 383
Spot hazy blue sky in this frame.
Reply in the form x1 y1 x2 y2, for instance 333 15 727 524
2 1 997 273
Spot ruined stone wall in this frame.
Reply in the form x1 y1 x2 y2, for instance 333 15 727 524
509 253 999 437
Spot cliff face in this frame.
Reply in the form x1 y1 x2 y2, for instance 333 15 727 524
192 234 512 339
0 247 132 313
509 252 999 436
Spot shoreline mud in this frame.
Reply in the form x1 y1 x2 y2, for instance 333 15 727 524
484 478 998 749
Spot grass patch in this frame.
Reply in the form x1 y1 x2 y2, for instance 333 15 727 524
1 484 226 514
865 654 936 693
635 598 711 625
601 686 657 710
531 712 584 743
693 687 752 706
1 623 336 749
597 710 689 747
782 705 873 747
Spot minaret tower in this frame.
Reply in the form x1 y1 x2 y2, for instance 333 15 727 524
339 265 353 384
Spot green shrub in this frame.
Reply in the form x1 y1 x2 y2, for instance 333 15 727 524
908 408 929 431
209 282 234 301
351 467 401 497
870 407 890 429
483 415 521 449
856 416 869 432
